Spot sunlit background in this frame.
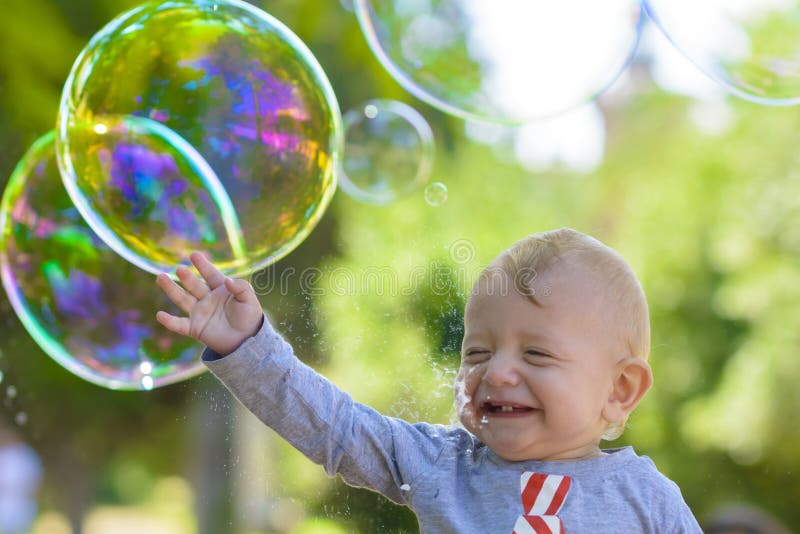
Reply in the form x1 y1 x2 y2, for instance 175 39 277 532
1 0 799 532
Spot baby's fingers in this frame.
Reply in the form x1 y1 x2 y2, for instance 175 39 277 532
224 277 259 306
156 272 195 313
190 251 226 289
176 266 209 301
155 310 191 337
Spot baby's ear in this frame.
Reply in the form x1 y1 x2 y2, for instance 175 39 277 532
602 357 653 424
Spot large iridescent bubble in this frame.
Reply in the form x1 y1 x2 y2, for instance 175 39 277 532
646 0 800 105
354 0 644 124
0 132 204 390
339 100 434 205
57 0 342 277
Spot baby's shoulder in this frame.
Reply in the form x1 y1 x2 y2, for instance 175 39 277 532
610 450 701 530
605 449 689 507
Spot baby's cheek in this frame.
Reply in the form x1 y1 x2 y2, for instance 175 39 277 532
454 365 481 421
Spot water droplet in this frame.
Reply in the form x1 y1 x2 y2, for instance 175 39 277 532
364 104 379 119
400 483 411 491
6 385 17 399
141 376 154 390
14 412 27 426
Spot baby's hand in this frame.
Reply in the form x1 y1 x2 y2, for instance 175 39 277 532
155 252 263 356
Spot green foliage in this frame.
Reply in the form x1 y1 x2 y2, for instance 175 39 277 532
1 0 799 532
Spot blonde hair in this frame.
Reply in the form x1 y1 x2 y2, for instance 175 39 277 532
482 228 650 441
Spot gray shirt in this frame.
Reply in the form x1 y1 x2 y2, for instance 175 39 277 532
204 318 702 533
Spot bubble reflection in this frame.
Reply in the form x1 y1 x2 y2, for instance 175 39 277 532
0 132 205 390
646 0 800 104
57 0 342 276
355 0 643 123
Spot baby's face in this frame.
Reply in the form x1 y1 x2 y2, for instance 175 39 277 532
456 263 620 461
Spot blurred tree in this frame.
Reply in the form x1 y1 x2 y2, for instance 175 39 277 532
1 0 799 533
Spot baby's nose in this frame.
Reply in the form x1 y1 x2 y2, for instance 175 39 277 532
485 354 521 387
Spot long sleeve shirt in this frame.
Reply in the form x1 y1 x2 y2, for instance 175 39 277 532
203 317 702 533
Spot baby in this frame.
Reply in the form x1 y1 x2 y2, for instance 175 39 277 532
156 228 701 533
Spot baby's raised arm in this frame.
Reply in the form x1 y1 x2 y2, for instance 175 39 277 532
155 252 263 355
153 253 447 506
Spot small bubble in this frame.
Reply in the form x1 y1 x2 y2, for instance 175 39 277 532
400 483 411 491
6 385 17 399
424 182 448 206
340 99 434 205
139 361 153 375
14 412 27 426
141 376 154 390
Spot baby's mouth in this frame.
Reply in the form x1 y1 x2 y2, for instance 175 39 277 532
481 401 535 416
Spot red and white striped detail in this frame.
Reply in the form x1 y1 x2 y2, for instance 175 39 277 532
512 472 571 534
512 514 564 534
520 472 571 515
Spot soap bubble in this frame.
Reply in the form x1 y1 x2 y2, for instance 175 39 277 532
424 182 448 207
57 0 342 277
64 115 245 270
339 99 434 205
0 132 205 390
646 0 800 104
354 0 643 123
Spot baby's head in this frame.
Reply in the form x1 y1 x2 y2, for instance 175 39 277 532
456 228 652 461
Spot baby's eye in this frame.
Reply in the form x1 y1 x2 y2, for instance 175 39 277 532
463 349 490 362
523 349 553 364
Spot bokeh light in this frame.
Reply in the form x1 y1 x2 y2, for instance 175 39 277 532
57 0 342 277
355 0 643 123
0 132 205 390
646 0 800 105
339 99 434 205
